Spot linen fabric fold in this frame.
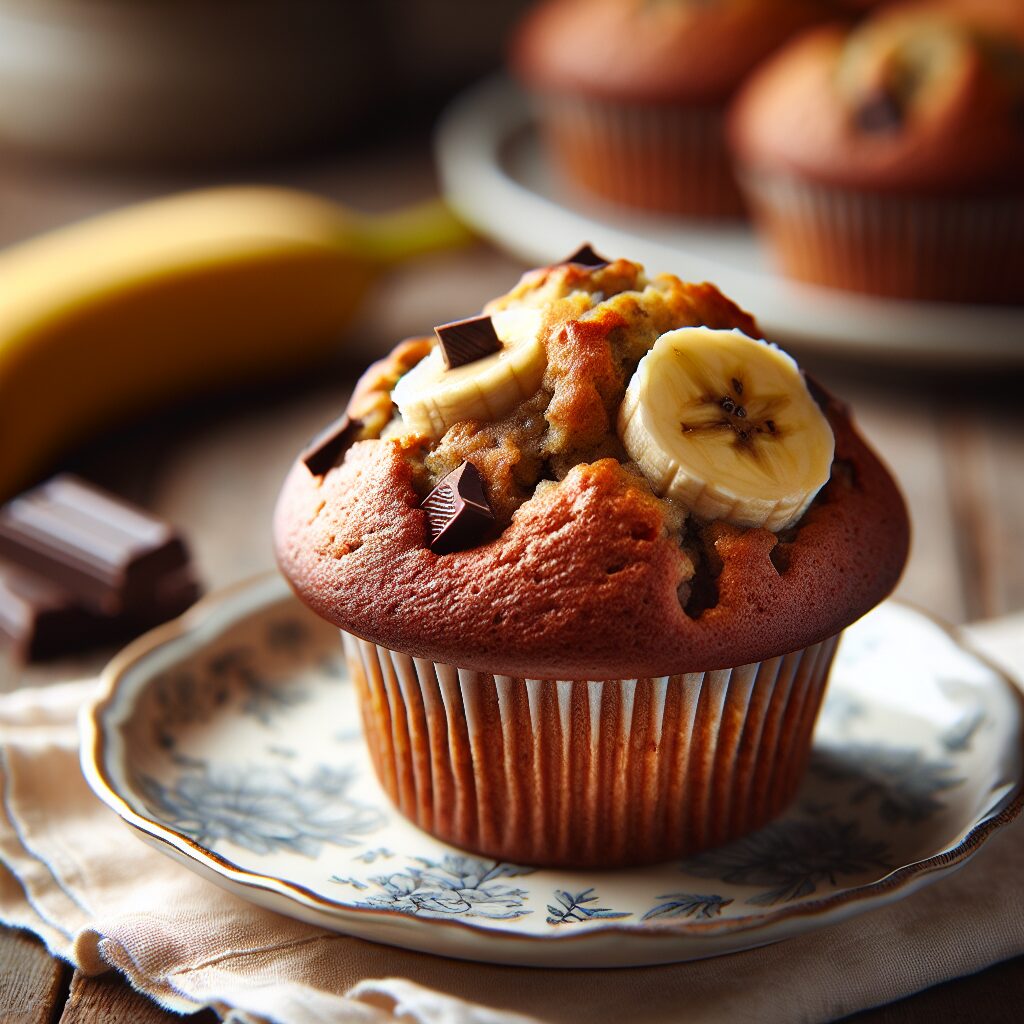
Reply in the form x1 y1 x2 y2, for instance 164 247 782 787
0 614 1022 1024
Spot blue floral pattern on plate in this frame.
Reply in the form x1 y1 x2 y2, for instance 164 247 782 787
84 577 1024 966
138 762 383 857
351 855 535 920
642 893 732 922
546 889 630 925
683 816 891 906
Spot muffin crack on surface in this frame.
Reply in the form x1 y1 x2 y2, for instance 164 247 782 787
275 255 908 679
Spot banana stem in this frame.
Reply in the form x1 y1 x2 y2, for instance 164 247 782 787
357 198 475 267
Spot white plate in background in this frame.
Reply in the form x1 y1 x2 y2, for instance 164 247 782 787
435 77 1024 367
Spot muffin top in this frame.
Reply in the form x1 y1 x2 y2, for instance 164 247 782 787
274 254 908 680
729 1 1024 194
510 0 833 105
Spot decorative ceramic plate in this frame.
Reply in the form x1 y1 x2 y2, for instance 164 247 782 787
434 77 1024 367
82 575 1024 968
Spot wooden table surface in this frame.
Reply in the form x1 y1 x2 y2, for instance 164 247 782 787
1 140 1023 1023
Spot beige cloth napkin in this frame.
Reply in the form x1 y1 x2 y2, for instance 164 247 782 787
1 613 1023 1024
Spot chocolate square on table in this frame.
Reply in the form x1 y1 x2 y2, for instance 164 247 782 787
0 558 105 662
0 474 201 662
0 474 193 616
0 556 197 662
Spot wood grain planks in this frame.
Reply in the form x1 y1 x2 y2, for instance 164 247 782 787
0 928 68 1024
58 970 216 1024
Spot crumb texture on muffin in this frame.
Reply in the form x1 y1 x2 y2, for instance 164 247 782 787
275 258 909 679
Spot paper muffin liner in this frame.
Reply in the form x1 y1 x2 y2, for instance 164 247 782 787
738 167 1024 303
342 631 841 868
533 92 745 218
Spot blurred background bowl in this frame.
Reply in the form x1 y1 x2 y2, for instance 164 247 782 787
0 0 378 163
0 0 528 165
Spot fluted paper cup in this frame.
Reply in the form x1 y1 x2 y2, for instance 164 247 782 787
342 631 840 868
533 92 745 218
738 167 1024 303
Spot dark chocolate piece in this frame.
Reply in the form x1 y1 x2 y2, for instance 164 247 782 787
855 87 903 133
0 559 100 661
301 414 362 477
0 475 192 615
0 556 198 663
144 565 201 621
563 243 610 269
421 462 494 555
435 315 502 369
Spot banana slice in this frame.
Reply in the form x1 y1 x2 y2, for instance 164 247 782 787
618 327 834 531
392 307 546 438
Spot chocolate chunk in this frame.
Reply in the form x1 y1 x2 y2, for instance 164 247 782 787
855 87 903 133
0 475 196 615
435 315 502 370
0 559 103 661
0 556 197 663
0 473 201 662
421 462 494 555
563 243 610 269
301 414 362 477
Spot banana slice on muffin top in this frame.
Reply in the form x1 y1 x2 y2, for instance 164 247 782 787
381 251 833 540
619 326 834 532
275 250 907 679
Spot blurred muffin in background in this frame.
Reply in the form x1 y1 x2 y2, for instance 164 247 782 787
729 1 1024 303
510 0 833 218
836 0 896 14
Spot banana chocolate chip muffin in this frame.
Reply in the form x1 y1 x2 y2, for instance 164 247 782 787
510 0 832 217
729 1 1024 302
274 250 909 868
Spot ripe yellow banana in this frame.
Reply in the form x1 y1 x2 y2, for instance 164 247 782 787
0 186 471 500
619 326 834 531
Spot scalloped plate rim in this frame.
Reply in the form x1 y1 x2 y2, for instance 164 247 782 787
80 573 1024 968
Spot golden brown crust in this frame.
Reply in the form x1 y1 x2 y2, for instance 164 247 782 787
274 385 909 680
276 260 907 678
347 336 433 437
729 7 1024 195
511 0 830 105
